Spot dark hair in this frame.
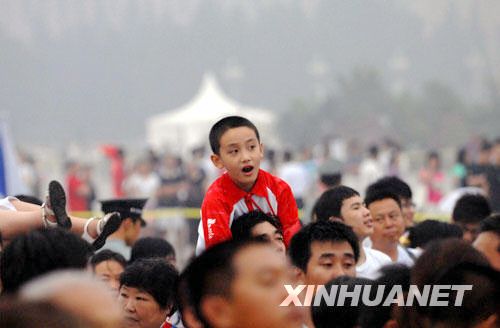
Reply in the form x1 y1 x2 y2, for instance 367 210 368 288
365 189 402 208
408 219 463 249
319 173 342 188
175 272 204 328
452 194 492 224
434 262 499 327
89 249 127 270
480 139 492 152
289 221 359 272
120 258 178 313
283 150 293 162
130 237 176 263
368 145 379 158
359 264 411 328
178 240 268 327
312 186 359 222
411 239 489 291
231 211 283 241
312 276 374 328
428 151 440 161
456 147 467 164
209 116 260 155
14 195 44 206
413 260 499 327
0 228 93 294
365 176 412 200
0 299 86 328
479 213 500 235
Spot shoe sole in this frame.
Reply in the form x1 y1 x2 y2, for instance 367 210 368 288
92 212 121 250
48 180 72 229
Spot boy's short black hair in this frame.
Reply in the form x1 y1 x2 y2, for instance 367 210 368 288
365 188 402 209
0 228 93 294
231 211 283 241
130 237 176 263
289 221 359 272
365 176 413 200
479 213 500 235
178 240 267 328
89 249 127 270
312 186 359 222
452 193 492 224
120 258 178 313
209 116 260 155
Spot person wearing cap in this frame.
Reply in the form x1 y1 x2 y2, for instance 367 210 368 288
99 198 147 260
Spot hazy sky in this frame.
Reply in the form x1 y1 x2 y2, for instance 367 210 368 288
1 0 499 146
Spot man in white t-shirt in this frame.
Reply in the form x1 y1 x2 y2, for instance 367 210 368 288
312 185 391 279
365 189 419 266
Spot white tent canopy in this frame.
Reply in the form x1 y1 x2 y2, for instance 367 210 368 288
146 73 277 155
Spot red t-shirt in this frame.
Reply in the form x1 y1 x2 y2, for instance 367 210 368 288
196 169 301 253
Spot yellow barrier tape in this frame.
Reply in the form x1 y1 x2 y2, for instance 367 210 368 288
71 208 452 223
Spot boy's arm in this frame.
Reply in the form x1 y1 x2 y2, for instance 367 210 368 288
277 185 302 247
199 196 233 250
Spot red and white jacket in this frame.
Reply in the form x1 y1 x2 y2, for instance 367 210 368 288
196 169 301 254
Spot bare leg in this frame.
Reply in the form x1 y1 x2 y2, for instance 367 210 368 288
10 199 41 212
0 209 44 239
70 216 99 238
3 199 106 241
3 181 121 249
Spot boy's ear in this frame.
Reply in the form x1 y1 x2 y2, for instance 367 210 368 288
259 143 264 159
210 154 225 170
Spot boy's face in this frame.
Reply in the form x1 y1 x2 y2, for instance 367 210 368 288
211 126 263 192
339 195 373 240
205 244 304 328
302 240 356 286
369 198 405 244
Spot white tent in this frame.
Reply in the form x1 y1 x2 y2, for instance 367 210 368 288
146 73 277 154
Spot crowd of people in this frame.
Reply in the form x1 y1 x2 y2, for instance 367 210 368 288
1 115 499 328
